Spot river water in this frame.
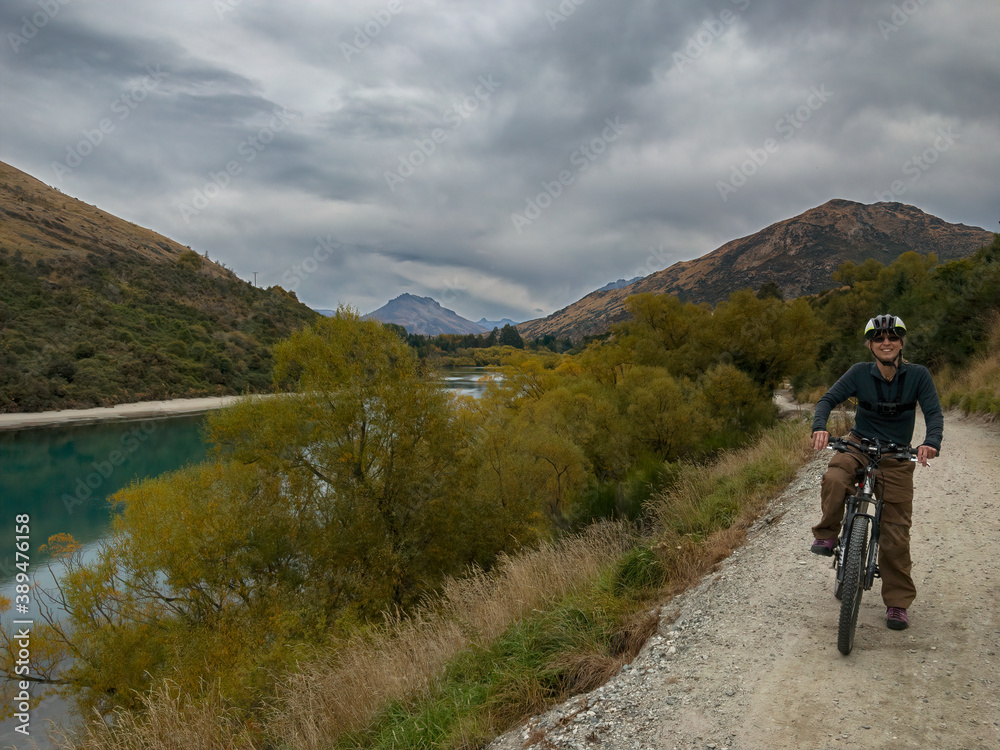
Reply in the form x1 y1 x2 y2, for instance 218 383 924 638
0 414 210 749
0 369 492 747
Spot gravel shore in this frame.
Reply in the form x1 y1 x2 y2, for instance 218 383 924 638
0 396 245 431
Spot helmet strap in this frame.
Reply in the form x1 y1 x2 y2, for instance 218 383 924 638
869 341 900 372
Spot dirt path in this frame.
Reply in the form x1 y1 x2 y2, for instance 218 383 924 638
488 412 1000 750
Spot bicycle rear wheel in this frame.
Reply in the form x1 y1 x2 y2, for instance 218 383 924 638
837 516 870 655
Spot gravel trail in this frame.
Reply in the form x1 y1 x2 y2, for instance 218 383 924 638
487 412 1000 750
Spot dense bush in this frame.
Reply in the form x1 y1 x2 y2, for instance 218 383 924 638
0 294 816 719
0 247 318 412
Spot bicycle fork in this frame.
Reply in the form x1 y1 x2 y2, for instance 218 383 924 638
836 498 883 592
864 501 883 589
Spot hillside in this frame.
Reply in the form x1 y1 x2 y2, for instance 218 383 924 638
365 293 489 335
517 199 995 340
0 161 319 412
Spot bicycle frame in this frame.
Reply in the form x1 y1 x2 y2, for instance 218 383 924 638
826 436 917 654
831 437 915 591
838 473 883 592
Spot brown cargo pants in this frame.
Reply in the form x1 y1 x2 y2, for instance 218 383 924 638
812 447 916 608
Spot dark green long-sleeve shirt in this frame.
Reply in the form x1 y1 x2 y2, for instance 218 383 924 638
811 361 944 451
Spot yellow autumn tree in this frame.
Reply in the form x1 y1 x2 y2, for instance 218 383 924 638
709 291 821 389
1 308 543 718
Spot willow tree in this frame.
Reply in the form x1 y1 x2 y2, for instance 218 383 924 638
0 309 536 717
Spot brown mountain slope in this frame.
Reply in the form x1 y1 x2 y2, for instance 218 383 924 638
517 199 994 341
0 160 232 276
0 160 318 412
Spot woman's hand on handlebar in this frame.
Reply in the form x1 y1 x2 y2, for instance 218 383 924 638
812 430 830 451
916 444 937 467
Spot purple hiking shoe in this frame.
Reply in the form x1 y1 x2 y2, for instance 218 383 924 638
810 538 835 556
886 607 909 630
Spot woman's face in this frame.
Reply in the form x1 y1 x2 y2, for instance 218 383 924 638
868 332 903 363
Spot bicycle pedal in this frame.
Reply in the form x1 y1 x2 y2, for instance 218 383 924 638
872 566 881 579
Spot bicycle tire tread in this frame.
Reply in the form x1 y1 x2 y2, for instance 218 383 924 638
837 517 870 655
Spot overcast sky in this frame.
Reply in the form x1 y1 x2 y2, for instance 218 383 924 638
2 0 997 322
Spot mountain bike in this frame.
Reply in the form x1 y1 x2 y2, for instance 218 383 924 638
827 436 918 655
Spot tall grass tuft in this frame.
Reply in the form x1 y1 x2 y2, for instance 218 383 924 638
940 312 1000 419
48 681 261 750
648 420 812 592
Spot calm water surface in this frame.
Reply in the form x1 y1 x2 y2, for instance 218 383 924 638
439 365 501 397
0 414 210 587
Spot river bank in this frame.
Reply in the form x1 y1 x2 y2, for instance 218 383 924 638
0 367 498 432
0 396 245 431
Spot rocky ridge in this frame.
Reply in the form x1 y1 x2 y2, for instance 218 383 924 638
365 293 489 335
516 200 994 341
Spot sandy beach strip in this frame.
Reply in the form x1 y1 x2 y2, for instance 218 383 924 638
0 395 248 431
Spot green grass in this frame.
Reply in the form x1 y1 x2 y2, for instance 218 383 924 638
337 587 653 750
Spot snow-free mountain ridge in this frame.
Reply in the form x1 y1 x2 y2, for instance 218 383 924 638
516 199 995 341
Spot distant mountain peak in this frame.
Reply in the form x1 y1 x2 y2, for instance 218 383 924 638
477 317 519 330
365 294 488 335
395 292 436 303
596 277 643 293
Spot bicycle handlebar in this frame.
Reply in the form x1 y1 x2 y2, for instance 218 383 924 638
827 436 918 461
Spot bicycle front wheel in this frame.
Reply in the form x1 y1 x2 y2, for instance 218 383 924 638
837 516 870 655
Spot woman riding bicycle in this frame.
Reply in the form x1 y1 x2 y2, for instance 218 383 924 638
810 314 943 630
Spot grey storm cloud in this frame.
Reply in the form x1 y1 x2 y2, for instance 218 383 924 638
1 0 997 323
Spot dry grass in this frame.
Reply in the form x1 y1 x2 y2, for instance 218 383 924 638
940 313 1000 419
47 682 261 750
649 420 813 594
0 161 228 273
263 522 637 750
